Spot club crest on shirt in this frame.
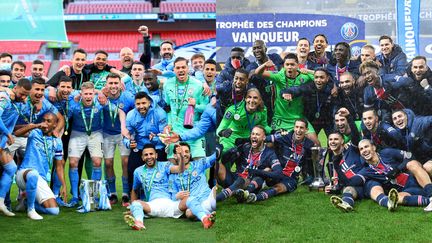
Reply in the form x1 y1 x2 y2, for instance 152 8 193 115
225 111 232 119
188 88 194 95
119 103 124 109
93 107 98 113
156 172 161 178
192 171 198 177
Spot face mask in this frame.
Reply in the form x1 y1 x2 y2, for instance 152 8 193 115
231 59 241 69
0 63 11 71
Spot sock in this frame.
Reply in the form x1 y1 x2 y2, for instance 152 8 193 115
209 188 216 211
91 167 102 181
122 176 129 195
34 202 59 215
402 195 430 206
342 192 355 206
247 177 264 193
216 188 232 202
26 170 39 212
52 169 61 196
256 188 277 201
0 161 17 198
5 191 11 208
107 176 116 194
186 198 206 221
69 168 79 199
130 201 144 222
424 184 432 198
376 193 388 207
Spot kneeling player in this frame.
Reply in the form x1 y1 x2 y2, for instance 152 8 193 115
14 113 67 220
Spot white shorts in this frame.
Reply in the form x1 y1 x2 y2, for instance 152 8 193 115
7 136 27 156
200 190 216 213
147 198 183 218
102 133 130 158
16 169 55 204
68 130 103 158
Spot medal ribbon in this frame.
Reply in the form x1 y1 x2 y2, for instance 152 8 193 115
80 100 95 136
108 99 120 127
175 80 190 117
179 165 193 192
42 136 53 181
141 165 158 201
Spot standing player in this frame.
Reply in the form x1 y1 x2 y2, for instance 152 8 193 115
14 113 67 220
66 82 106 207
101 73 135 205
255 53 314 133
122 92 167 199
0 78 31 216
163 57 208 160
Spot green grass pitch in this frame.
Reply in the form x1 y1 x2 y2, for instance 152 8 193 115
0 150 215 243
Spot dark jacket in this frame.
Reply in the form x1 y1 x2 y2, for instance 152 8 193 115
377 44 408 83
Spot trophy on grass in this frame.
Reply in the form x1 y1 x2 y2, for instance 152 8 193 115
79 179 100 212
309 147 327 191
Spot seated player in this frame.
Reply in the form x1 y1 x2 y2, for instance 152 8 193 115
14 113 67 220
326 131 366 212
216 125 282 202
246 119 314 202
123 144 187 230
170 142 218 229
356 139 432 211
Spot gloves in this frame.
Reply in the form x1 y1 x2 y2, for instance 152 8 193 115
235 137 249 146
387 168 400 179
215 143 224 161
218 128 233 138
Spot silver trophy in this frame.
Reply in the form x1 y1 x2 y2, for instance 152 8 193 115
82 179 100 211
309 147 326 191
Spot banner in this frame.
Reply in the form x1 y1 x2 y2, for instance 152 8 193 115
174 38 216 60
396 0 420 61
216 13 365 47
0 0 67 41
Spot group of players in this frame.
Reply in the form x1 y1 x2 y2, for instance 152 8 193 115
0 25 219 229
214 33 432 213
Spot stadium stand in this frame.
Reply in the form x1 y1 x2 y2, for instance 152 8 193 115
159 2 215 13
64 2 152 14
160 31 215 46
67 32 142 53
0 41 43 54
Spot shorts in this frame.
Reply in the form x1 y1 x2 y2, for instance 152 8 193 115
68 130 103 158
7 136 27 156
279 176 298 193
102 133 130 158
147 198 183 218
364 180 382 198
166 137 205 159
16 169 55 204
